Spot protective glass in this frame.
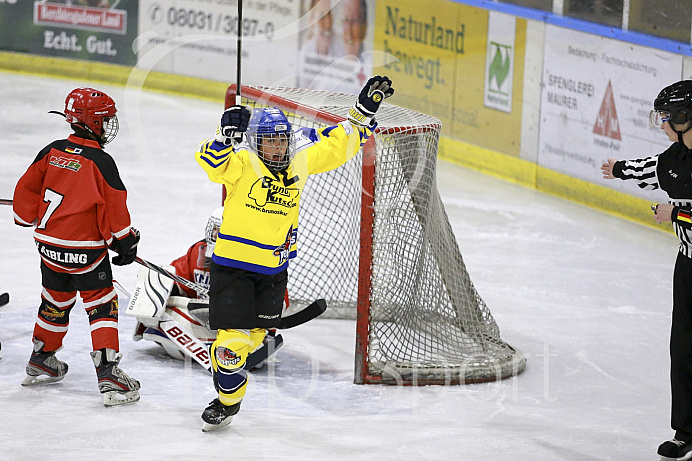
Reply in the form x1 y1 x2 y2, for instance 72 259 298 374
649 110 670 129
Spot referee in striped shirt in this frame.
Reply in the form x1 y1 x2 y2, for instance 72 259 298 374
602 80 692 460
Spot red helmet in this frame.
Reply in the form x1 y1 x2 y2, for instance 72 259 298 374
64 87 119 145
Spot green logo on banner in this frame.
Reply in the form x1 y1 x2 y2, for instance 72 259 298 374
488 42 512 95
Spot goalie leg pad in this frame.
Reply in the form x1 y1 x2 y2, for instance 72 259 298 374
211 328 265 406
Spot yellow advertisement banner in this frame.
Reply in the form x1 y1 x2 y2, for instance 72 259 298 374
374 0 524 156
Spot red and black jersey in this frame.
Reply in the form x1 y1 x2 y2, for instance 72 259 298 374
170 240 210 298
13 134 136 274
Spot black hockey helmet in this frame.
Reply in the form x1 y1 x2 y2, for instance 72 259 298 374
653 80 692 125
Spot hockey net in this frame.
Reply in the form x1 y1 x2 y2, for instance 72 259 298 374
225 85 526 385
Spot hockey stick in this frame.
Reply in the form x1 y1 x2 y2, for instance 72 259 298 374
134 257 327 328
236 0 243 105
135 256 327 327
186 298 327 330
135 256 208 296
0 198 12 206
279 299 327 329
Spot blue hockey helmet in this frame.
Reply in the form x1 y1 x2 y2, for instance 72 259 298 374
247 107 295 173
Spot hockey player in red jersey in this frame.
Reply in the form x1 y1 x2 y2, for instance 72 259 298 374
13 87 141 407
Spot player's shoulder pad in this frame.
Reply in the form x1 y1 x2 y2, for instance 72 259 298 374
55 138 126 191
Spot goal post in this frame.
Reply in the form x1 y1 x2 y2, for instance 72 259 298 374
224 84 526 385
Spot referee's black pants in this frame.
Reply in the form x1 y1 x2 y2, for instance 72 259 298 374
671 252 692 441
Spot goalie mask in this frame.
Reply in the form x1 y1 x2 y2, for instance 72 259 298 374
247 107 295 173
205 206 224 258
62 87 119 145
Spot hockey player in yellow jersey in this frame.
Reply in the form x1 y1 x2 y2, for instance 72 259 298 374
195 76 394 431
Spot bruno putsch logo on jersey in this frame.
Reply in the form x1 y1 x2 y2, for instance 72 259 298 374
248 176 299 209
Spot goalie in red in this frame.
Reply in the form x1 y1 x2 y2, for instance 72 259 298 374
12 87 141 407
195 75 394 431
127 206 286 367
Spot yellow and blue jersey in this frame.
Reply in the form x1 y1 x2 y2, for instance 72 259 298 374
195 120 373 274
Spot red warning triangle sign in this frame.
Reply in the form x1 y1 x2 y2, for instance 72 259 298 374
593 80 622 140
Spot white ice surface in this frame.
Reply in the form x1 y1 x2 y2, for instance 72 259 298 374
0 71 680 460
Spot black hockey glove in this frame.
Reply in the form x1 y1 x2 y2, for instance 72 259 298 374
216 105 251 146
112 228 140 266
348 76 394 127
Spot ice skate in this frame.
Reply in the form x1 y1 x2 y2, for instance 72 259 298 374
201 398 240 432
21 341 68 386
659 438 692 460
91 348 140 407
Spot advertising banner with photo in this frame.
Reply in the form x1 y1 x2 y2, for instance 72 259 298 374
0 0 139 66
297 0 374 95
137 0 301 88
539 24 683 201
374 1 525 154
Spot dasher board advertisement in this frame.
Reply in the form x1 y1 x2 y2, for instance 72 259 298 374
484 11 515 114
137 0 301 86
538 24 682 201
0 0 138 66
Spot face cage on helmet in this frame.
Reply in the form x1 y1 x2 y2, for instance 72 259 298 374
649 110 670 129
205 216 222 247
254 132 295 173
100 115 119 145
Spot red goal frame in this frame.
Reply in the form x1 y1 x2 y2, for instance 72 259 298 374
222 84 514 386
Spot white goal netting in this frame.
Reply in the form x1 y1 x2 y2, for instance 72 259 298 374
230 85 526 385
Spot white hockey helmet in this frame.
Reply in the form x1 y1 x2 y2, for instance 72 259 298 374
205 206 224 258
